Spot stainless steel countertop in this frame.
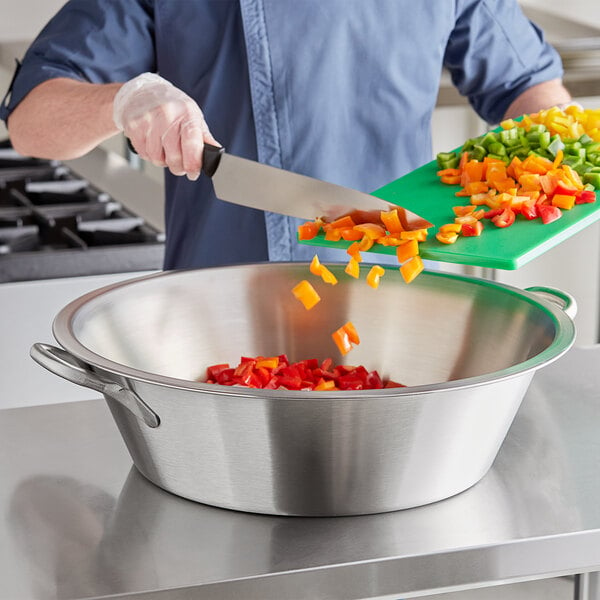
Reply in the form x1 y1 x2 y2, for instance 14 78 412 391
1 345 600 600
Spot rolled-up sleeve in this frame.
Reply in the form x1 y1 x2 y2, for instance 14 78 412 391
1 0 156 123
444 0 564 124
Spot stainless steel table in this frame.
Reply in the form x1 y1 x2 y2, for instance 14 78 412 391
1 346 599 600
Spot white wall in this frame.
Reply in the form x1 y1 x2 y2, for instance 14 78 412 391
0 0 65 42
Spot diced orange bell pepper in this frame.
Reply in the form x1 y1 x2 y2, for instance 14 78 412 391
332 321 360 355
380 209 404 233
329 215 356 229
521 155 553 175
454 214 478 225
436 230 459 244
437 167 461 178
440 174 462 185
340 227 363 241
342 321 360 345
346 242 363 261
400 256 424 283
439 223 462 234
453 205 476 217
310 254 323 276
324 227 342 241
460 160 485 186
353 223 386 239
455 181 489 197
297 221 320 240
319 265 338 285
314 378 338 391
345 257 360 278
332 329 352 355
517 173 542 192
552 194 575 210
256 356 280 369
561 164 584 190
400 228 428 242
552 149 564 169
310 255 338 285
366 265 385 289
396 239 419 263
358 236 375 251
377 235 403 246
292 280 321 310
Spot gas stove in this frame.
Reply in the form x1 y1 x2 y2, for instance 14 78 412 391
0 140 165 282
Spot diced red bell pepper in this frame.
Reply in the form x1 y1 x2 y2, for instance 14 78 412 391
204 355 403 390
553 182 578 197
483 208 504 220
461 221 483 237
537 204 562 224
575 189 597 204
491 207 516 228
518 199 537 220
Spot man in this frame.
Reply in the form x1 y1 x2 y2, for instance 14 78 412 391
1 0 574 269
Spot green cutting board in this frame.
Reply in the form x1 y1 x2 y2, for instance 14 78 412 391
300 158 600 270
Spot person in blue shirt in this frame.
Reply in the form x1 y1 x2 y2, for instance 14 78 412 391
1 0 574 270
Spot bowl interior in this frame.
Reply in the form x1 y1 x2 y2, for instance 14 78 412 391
59 264 569 387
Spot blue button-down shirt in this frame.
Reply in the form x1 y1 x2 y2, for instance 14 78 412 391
1 0 563 269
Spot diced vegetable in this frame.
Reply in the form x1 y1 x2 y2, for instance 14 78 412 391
366 265 385 289
345 257 360 278
203 354 404 390
537 204 562 224
396 239 419 263
400 256 424 283
298 221 320 240
434 107 599 245
292 280 321 310
332 321 361 355
310 254 338 285
552 194 575 210
491 207 516 228
461 221 483 236
380 208 404 233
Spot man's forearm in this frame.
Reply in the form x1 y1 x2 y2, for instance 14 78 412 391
503 78 573 120
7 78 123 160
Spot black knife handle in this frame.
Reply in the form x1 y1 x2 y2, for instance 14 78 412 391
202 143 225 178
126 138 224 178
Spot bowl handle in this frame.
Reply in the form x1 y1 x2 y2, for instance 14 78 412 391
30 343 160 429
524 286 578 320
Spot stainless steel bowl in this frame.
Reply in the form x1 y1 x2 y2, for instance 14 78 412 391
31 264 576 516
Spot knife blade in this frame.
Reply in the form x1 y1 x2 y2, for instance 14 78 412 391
202 144 432 229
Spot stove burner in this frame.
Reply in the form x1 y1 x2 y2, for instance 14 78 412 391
0 141 165 282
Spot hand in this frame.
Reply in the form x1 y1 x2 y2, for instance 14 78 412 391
113 73 218 181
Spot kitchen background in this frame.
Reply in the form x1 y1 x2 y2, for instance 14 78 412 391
0 0 599 406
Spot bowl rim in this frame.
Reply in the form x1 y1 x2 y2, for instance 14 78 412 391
51 264 576 400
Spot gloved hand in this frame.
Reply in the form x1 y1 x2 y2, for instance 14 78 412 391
113 72 218 181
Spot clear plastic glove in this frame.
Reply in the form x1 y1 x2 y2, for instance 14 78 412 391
113 73 218 181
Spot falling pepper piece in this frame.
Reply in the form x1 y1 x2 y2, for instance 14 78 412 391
310 255 338 285
291 280 321 310
345 257 360 279
332 321 360 355
366 265 385 289
400 256 424 283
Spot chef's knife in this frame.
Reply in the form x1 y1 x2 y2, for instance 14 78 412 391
202 144 432 229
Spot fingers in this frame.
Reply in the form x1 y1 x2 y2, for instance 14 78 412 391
116 75 219 180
